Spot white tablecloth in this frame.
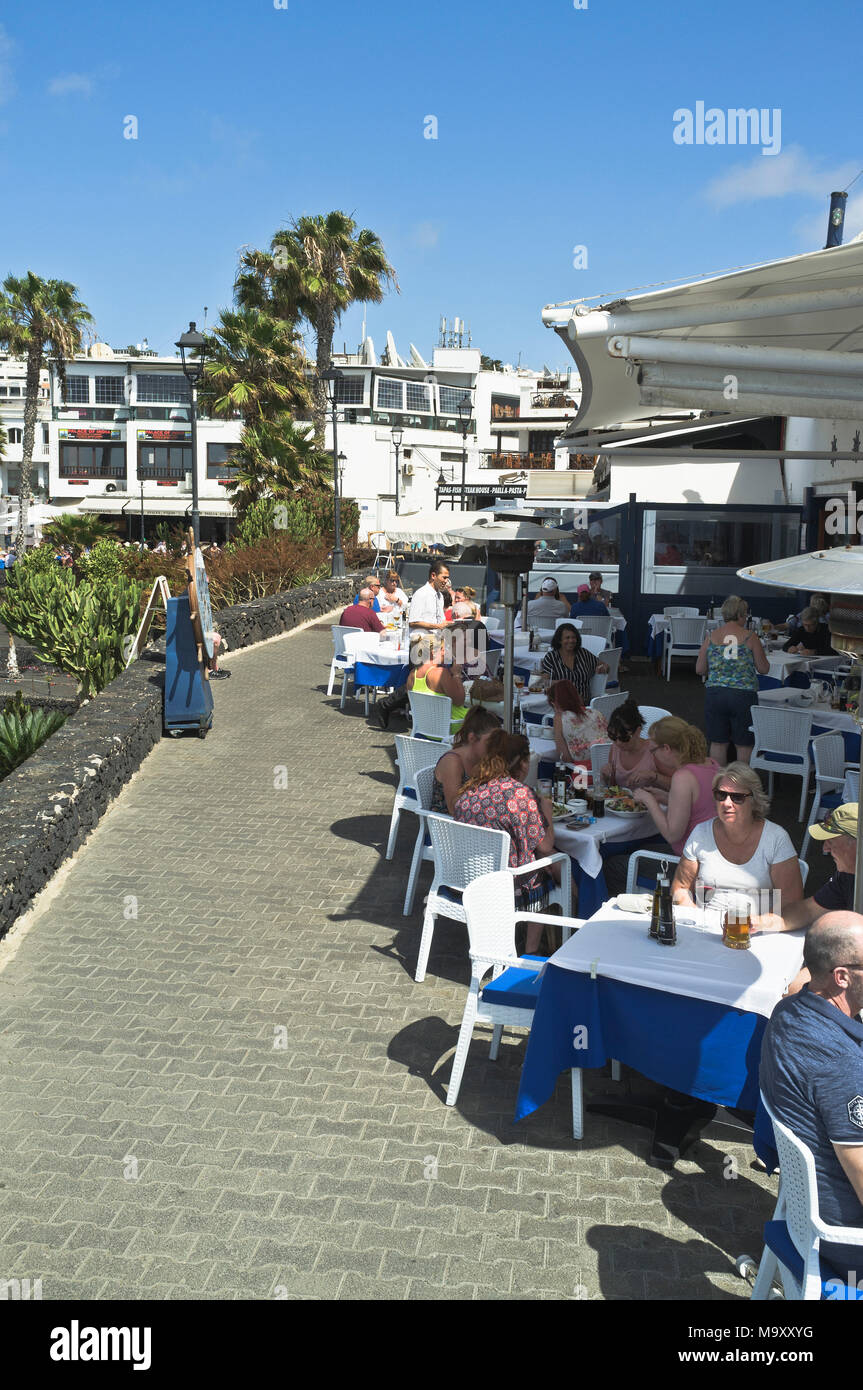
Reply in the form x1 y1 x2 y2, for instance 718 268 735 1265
758 687 860 734
547 903 805 1017
648 614 721 640
763 650 814 683
349 638 410 665
554 812 656 880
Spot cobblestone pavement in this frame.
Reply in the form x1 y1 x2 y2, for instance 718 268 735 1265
0 623 780 1300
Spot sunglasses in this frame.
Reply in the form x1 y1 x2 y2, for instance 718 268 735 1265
713 789 752 804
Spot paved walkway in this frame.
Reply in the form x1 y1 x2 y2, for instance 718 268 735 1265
0 622 777 1300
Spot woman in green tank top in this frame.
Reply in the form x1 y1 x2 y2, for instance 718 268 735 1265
407 631 470 733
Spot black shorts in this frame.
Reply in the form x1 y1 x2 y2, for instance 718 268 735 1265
704 686 756 746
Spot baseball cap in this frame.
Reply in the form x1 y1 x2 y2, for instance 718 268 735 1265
809 803 859 840
540 578 557 592
577 584 590 595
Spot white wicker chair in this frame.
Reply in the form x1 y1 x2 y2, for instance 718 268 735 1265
750 706 814 821
598 645 622 688
750 1092 863 1301
589 690 630 721
415 814 572 983
803 732 848 852
664 616 707 680
386 735 443 861
576 614 613 643
635 704 673 737
663 606 700 618
403 765 442 916
590 740 613 787
446 870 585 1107
408 690 455 744
327 625 357 708
625 850 681 893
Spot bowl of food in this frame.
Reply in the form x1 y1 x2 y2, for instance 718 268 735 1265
605 792 646 819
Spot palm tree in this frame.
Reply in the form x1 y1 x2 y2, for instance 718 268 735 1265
41 512 117 557
199 307 311 424
223 418 332 515
0 274 93 555
236 212 398 444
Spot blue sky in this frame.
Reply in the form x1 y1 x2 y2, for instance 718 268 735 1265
1 0 861 368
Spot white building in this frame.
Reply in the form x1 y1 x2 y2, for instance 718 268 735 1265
0 333 590 542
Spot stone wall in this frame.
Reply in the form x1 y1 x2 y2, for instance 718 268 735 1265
0 574 358 938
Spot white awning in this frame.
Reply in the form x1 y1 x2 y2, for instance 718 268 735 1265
543 236 863 431
385 509 488 546
77 495 236 518
738 546 863 595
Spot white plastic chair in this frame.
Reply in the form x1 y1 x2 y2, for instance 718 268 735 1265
576 614 613 643
664 616 707 680
386 735 443 861
447 870 585 1107
589 740 613 787
327 625 357 708
408 689 455 744
663 606 700 618
402 765 443 915
751 706 814 821
750 1092 863 1301
415 813 572 983
590 690 630 721
803 733 848 851
636 704 673 737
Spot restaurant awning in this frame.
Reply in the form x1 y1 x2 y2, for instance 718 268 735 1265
77 496 236 518
384 510 489 546
543 235 863 431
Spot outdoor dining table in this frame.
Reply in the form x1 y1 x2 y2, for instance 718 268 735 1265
552 812 661 917
349 634 411 690
757 686 861 762
515 902 806 1139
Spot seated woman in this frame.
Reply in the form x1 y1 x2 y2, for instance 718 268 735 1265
671 761 803 917
407 631 470 734
541 623 608 705
432 707 502 814
454 730 563 953
548 680 608 769
600 699 667 790
632 716 719 853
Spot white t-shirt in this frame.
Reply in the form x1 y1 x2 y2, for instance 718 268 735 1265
379 586 409 613
682 817 797 914
408 581 445 627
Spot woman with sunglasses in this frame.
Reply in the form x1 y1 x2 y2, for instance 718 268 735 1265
631 715 718 852
600 699 667 791
671 762 803 916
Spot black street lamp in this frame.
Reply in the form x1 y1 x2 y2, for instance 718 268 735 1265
175 321 206 549
319 367 345 578
391 424 404 516
458 392 472 511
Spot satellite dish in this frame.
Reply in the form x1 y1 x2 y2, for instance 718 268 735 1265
89 342 115 359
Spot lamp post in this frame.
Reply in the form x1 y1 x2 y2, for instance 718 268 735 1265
175 321 206 549
140 479 145 550
458 393 472 512
391 424 404 516
319 368 345 578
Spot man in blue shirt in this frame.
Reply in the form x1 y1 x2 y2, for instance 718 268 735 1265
353 575 382 611
760 912 863 1282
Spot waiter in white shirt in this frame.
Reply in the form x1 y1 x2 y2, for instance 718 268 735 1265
408 559 452 631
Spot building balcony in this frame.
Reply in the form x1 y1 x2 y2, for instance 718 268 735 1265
482 450 556 470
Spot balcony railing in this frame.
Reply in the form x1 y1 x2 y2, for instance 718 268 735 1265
529 391 578 410
483 451 556 470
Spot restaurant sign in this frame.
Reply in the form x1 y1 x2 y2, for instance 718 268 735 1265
59 428 121 440
137 429 190 440
436 483 527 498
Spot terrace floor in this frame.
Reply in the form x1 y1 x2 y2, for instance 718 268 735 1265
0 625 828 1300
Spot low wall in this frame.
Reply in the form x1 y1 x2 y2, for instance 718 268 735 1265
0 574 357 939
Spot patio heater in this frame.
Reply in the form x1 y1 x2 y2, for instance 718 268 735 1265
739 546 863 913
448 520 571 731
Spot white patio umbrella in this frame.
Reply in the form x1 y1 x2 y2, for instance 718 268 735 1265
446 518 572 731
739 546 863 912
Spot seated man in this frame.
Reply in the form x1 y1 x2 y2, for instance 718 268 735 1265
588 570 614 605
759 912 863 1284
339 588 384 634
569 584 610 619
754 804 857 934
353 575 382 611
783 605 835 656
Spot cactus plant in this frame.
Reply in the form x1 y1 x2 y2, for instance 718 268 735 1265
0 692 66 779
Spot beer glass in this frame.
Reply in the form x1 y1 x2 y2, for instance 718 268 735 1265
723 894 752 950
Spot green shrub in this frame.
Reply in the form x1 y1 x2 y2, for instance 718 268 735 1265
0 692 66 780
0 563 144 698
78 536 126 585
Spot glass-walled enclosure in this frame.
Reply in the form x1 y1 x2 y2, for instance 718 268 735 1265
641 507 802 593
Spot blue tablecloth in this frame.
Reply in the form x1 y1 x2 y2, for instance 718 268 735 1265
353 661 410 689
515 964 768 1122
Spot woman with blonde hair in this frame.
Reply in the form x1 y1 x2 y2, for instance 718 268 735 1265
695 594 769 765
407 631 470 733
671 762 803 916
632 716 720 854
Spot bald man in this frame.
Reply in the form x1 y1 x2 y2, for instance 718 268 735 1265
760 912 863 1282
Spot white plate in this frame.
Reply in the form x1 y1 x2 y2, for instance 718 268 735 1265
604 806 646 820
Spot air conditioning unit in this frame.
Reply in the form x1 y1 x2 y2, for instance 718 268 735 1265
402 463 415 477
